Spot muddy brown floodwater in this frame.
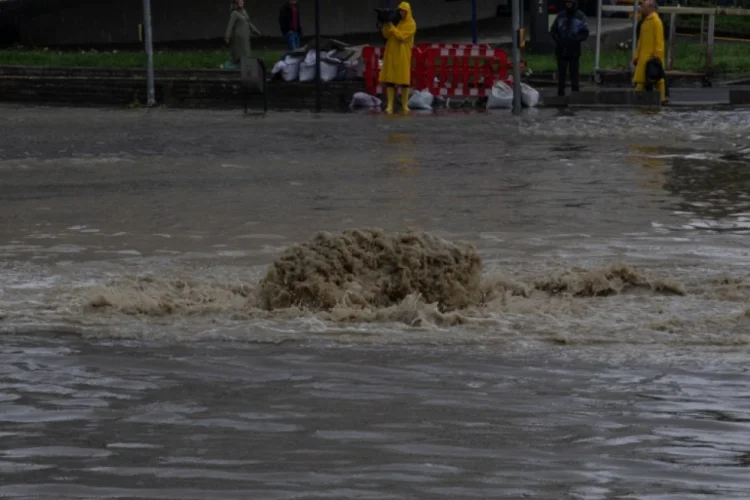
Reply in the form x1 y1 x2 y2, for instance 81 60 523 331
2 105 750 499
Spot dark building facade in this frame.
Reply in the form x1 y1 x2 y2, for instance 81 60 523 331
0 1 21 46
9 0 500 48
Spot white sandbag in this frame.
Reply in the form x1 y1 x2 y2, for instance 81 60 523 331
521 82 540 108
321 60 340 82
273 55 303 81
299 62 315 82
299 60 340 82
350 92 382 110
299 49 340 82
300 50 318 81
303 49 318 65
282 60 300 81
486 80 513 109
342 59 362 79
408 89 434 110
271 60 286 76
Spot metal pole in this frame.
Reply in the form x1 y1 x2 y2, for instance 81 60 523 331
262 62 269 113
667 12 677 70
706 13 715 74
142 0 155 107
472 0 478 44
631 0 639 68
595 0 603 74
512 0 523 114
314 0 321 112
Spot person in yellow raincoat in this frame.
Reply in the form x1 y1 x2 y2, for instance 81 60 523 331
632 0 667 104
380 2 417 114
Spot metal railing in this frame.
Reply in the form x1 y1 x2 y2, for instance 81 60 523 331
594 2 750 81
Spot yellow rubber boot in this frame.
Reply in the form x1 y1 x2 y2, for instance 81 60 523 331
385 87 395 114
657 80 668 104
401 87 410 113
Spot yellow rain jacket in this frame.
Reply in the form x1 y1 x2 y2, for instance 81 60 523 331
379 2 417 86
633 12 665 84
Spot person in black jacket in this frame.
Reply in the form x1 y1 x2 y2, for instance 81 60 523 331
550 0 589 97
279 0 303 51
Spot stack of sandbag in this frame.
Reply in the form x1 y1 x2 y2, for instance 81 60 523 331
344 46 365 79
269 41 380 84
496 78 541 108
327 46 364 81
271 53 305 82
299 49 343 82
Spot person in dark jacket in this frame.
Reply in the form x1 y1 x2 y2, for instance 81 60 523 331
279 0 303 51
550 0 589 97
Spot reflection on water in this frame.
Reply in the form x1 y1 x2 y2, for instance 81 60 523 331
629 145 669 192
665 156 750 224
385 133 419 175
627 143 750 232
384 133 419 213
654 147 750 233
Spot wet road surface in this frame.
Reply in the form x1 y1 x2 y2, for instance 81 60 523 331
2 105 750 498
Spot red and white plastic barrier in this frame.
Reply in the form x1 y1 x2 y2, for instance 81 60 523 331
362 43 514 99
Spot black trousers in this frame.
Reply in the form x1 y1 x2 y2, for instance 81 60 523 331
557 56 580 97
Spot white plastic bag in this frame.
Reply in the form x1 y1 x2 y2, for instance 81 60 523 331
271 60 286 76
408 89 434 110
273 58 300 82
273 56 302 82
521 82 540 108
299 63 314 82
282 60 300 81
299 50 340 82
281 55 303 81
303 49 317 65
486 81 514 109
322 61 340 82
350 92 382 110
299 62 339 82
299 50 318 82
342 59 361 80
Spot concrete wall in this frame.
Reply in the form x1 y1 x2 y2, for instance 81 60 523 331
19 0 501 47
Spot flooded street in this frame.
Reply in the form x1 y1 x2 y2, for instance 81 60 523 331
2 105 750 498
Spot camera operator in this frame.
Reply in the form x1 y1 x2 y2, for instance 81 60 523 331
379 2 417 114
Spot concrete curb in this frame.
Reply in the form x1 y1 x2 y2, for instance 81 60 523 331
729 89 750 106
540 91 660 109
0 66 363 111
1 65 746 111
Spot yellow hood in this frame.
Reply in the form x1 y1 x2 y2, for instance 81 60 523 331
398 2 414 22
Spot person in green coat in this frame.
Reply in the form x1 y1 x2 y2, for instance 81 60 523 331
224 0 261 69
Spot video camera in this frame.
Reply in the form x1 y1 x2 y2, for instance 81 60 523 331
374 7 401 27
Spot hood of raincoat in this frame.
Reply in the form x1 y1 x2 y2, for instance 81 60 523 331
564 0 577 12
397 2 416 27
